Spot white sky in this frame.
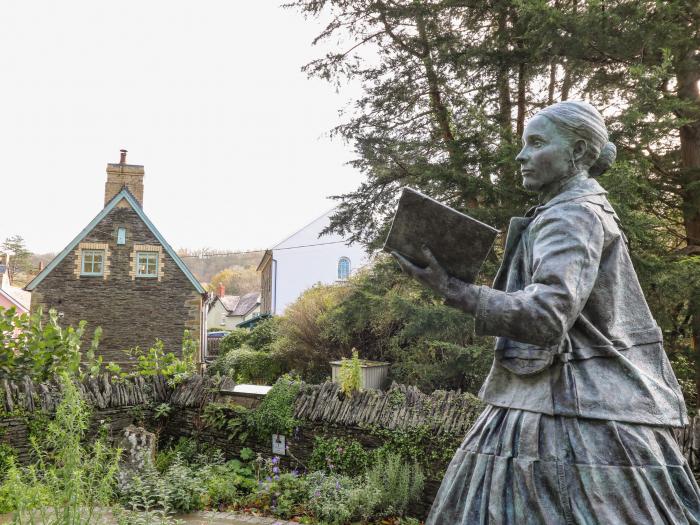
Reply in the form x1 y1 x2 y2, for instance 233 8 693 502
0 1 364 254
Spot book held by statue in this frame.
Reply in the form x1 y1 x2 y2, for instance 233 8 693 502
383 187 499 283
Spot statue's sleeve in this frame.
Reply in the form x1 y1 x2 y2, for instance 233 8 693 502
474 202 604 347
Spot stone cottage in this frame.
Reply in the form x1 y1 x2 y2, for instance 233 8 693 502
25 150 207 368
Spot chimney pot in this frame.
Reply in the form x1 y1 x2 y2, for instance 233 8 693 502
218 283 225 298
120 149 127 164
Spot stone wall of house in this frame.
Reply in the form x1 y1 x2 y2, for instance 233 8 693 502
31 203 203 369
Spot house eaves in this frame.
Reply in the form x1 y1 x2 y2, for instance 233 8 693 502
25 188 205 294
0 287 28 312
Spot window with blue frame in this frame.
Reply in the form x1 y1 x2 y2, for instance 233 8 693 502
81 250 104 276
136 252 159 278
337 257 351 280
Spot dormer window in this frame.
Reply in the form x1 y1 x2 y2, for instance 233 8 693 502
81 250 105 276
136 252 159 278
337 257 351 280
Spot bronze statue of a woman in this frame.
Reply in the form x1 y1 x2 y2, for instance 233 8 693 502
393 101 700 524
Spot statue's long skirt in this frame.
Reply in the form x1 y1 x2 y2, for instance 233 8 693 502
425 405 700 525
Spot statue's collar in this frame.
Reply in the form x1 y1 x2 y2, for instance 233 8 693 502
525 175 607 217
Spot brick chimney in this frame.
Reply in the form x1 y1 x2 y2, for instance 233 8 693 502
217 283 225 298
104 149 145 207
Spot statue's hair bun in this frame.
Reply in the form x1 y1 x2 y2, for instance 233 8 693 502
589 141 617 177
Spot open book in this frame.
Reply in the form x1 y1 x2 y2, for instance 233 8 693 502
383 187 499 284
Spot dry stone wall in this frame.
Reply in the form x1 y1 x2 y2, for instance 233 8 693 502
5 374 698 517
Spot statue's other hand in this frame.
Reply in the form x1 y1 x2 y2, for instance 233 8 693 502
391 245 451 296
392 246 482 316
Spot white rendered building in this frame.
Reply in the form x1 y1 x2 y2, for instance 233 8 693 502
257 209 370 315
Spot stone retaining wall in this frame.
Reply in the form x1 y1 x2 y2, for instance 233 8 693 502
10 375 699 517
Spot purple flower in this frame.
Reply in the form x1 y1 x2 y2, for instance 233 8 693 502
314 489 321 498
272 466 280 474
291 469 299 477
272 456 280 465
266 476 272 482
335 480 341 491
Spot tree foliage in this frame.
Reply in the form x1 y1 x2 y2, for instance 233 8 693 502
289 0 700 405
208 266 259 296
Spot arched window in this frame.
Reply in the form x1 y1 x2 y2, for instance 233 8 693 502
337 257 351 280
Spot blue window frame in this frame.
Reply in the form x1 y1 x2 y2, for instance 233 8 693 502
337 257 351 280
136 252 159 278
81 250 104 276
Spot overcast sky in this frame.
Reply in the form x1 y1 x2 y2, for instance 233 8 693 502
0 1 364 255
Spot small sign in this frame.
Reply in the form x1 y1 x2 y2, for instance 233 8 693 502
272 434 286 455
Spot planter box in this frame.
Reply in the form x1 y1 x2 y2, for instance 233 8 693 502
330 359 390 391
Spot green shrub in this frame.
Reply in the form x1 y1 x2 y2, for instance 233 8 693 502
162 456 206 513
208 346 283 384
0 372 120 523
0 443 16 481
125 332 197 386
250 471 309 519
246 317 281 352
305 471 376 525
247 375 301 439
365 452 424 517
270 284 351 383
338 349 362 395
202 459 256 509
269 257 493 393
219 329 249 354
308 437 371 477
0 308 100 382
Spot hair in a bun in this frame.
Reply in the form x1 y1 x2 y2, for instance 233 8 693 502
538 101 616 176
589 141 617 178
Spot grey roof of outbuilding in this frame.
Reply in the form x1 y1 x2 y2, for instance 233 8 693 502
231 291 260 316
216 291 260 316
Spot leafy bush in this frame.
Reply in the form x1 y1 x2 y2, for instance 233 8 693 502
0 372 120 524
202 403 251 442
247 374 301 439
270 284 352 383
305 471 376 525
0 443 16 481
202 458 256 509
250 470 310 519
208 346 282 384
338 349 362 395
0 308 100 382
246 317 281 352
154 437 223 473
270 257 493 393
219 329 250 354
365 452 424 517
308 436 371 478
162 456 206 513
124 332 197 386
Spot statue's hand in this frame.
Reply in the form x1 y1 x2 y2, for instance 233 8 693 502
391 245 481 315
391 245 451 295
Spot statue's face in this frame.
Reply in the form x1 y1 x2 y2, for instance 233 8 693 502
516 115 574 193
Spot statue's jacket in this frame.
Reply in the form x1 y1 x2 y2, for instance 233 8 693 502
475 175 688 427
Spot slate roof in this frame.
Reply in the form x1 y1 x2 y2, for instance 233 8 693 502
216 291 260 317
232 291 260 316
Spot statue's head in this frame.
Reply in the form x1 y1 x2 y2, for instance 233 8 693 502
516 100 617 193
